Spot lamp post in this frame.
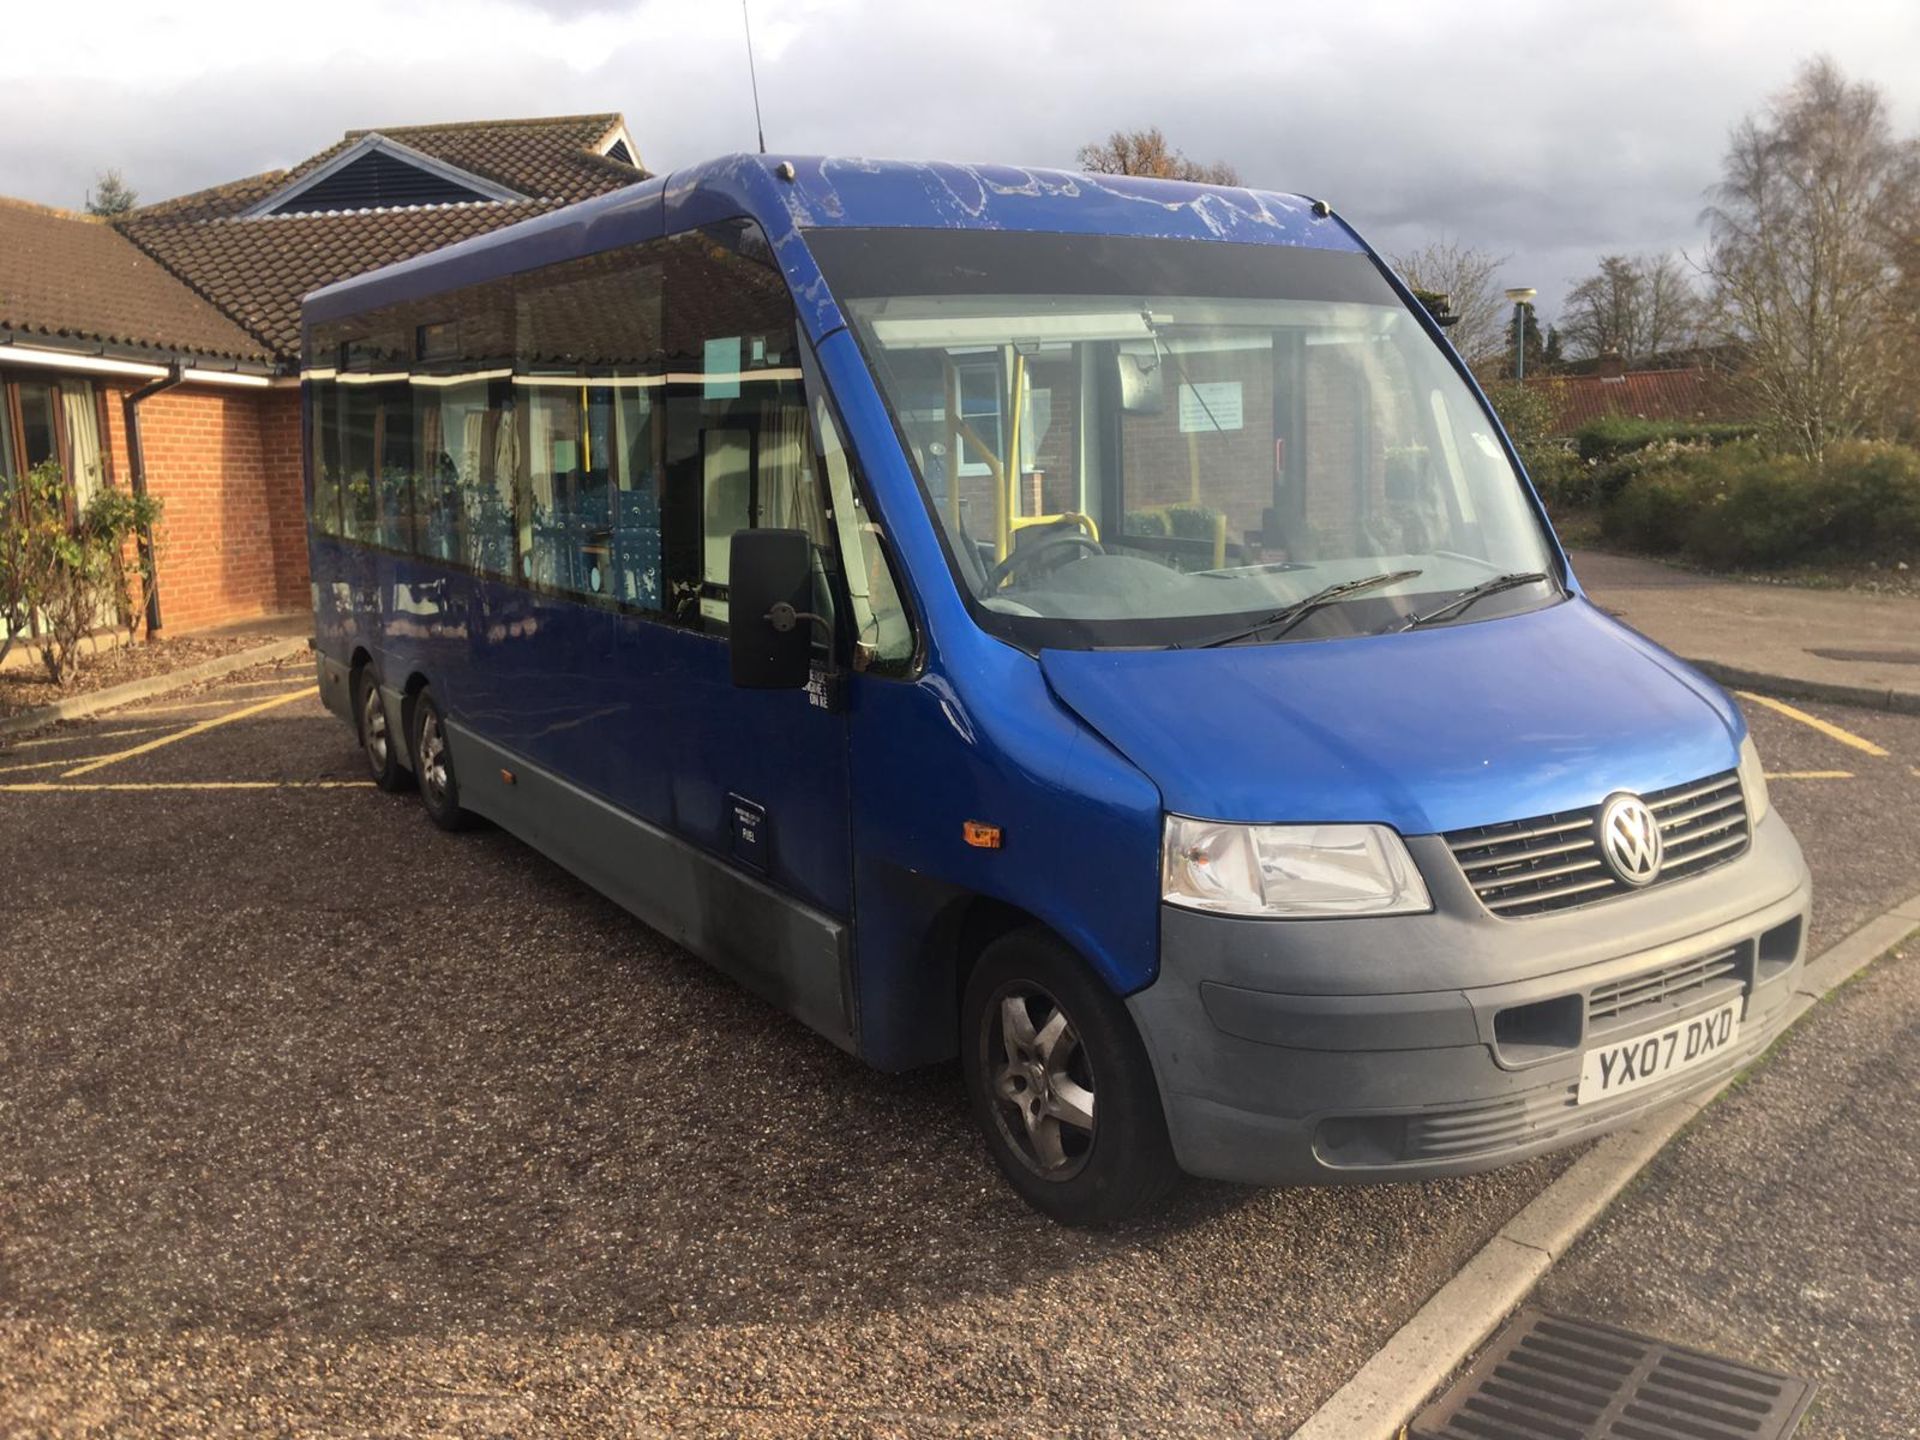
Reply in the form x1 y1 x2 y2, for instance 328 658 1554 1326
1505 287 1537 382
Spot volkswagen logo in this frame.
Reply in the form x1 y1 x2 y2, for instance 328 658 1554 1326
1597 792 1663 885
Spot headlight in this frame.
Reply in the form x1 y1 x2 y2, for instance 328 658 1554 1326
1162 816 1432 918
1737 734 1771 825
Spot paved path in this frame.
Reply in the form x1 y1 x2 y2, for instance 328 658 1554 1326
1572 550 1920 711
1535 927 1919 1438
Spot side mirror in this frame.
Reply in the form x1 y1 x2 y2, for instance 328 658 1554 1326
728 528 816 689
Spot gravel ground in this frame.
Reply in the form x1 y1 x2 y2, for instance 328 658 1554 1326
0 666 1913 1437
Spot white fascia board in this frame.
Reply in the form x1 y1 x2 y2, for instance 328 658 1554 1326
0 344 274 388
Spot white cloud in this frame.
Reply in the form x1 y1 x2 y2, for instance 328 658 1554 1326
4 0 1918 318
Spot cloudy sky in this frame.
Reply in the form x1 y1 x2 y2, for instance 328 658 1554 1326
3 0 1916 322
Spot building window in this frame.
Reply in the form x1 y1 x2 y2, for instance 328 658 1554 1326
0 373 109 512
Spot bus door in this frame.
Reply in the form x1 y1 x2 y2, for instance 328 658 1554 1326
643 223 855 923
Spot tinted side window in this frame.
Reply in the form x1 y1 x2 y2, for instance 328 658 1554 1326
414 277 517 578
514 251 666 605
659 222 831 632
306 252 665 607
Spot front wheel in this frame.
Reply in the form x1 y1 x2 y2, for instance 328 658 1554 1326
961 928 1179 1225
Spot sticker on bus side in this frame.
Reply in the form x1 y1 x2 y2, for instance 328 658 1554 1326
729 794 769 871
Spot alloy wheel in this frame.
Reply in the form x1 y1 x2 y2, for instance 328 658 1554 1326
418 707 450 808
360 683 388 773
985 983 1097 1179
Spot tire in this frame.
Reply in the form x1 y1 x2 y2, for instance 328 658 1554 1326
961 927 1180 1225
354 666 410 793
410 686 473 832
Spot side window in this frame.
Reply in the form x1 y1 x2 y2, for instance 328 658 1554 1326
514 252 665 604
414 278 519 578
803 357 916 674
307 377 342 536
660 222 831 631
330 333 413 549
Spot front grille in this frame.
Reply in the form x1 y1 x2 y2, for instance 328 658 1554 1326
1447 771 1749 918
1587 945 1746 1030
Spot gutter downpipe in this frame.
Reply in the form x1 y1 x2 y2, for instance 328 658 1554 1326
123 363 186 635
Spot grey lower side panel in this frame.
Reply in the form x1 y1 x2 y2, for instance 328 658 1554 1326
316 654 352 725
445 722 857 1055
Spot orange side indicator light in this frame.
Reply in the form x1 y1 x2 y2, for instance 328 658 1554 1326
963 820 1002 850
500 768 517 786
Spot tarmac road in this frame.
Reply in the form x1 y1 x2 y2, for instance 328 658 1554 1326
1532 927 1919 1440
0 658 1915 1437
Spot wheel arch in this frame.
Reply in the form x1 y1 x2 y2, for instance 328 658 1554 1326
860 878 1083 1070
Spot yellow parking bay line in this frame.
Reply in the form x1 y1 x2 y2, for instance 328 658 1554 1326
0 780 373 793
1765 770 1854 781
62 687 318 778
1736 691 1890 758
0 755 88 775
9 724 178 748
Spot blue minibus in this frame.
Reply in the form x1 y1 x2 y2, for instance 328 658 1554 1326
304 156 1811 1224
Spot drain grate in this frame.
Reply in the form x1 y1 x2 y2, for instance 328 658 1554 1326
1410 1308 1815 1440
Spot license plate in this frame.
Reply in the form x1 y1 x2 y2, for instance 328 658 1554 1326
1577 1001 1741 1105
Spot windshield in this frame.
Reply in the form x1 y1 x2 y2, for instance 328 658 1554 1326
810 229 1559 650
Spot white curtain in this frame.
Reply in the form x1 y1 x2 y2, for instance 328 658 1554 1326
62 382 104 508
760 392 828 544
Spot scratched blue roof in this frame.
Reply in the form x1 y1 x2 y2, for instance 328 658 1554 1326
305 154 1364 342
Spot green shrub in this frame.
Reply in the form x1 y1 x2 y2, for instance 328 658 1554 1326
1573 416 1759 465
1599 462 1712 554
0 461 163 686
1483 381 1580 505
1598 440 1920 569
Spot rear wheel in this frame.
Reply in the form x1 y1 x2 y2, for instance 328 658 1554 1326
961 927 1179 1225
354 667 408 792
411 687 472 831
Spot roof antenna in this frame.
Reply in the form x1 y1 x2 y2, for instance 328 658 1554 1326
742 0 768 155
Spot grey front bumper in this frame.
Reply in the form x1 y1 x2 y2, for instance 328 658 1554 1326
1126 814 1811 1186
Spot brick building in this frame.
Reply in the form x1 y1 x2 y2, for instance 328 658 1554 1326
0 115 643 634
1532 354 1750 438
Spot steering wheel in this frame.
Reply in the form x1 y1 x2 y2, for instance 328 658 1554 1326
985 529 1105 589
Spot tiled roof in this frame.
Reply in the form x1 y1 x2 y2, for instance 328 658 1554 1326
1536 368 1750 435
333 114 642 205
113 112 646 363
0 197 270 365
120 203 552 361
129 114 643 225
127 170 290 224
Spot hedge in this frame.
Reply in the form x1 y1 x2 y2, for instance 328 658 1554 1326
1599 440 1920 568
1572 416 1760 465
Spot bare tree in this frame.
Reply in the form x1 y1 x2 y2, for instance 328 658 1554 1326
1076 127 1240 185
85 169 138 217
1388 239 1509 365
1560 253 1700 364
1703 57 1920 458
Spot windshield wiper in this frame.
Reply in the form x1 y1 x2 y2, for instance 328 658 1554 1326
1392 571 1553 632
1184 570 1423 649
